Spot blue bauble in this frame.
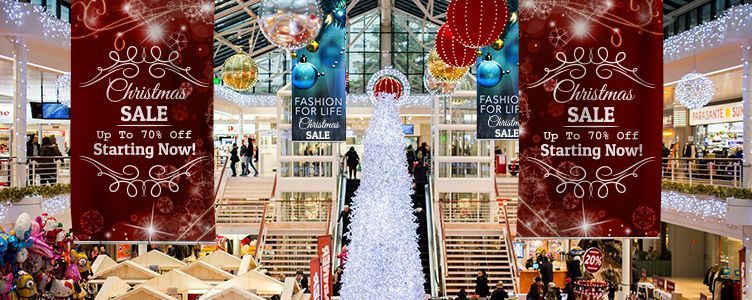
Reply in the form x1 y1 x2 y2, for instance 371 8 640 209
292 62 319 90
477 59 503 88
334 8 346 22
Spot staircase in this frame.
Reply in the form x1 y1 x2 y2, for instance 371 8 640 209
495 177 519 232
260 227 322 278
444 227 514 295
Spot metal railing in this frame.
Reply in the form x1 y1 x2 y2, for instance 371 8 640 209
254 203 271 263
437 202 449 296
425 179 442 298
273 199 332 222
502 205 519 293
661 158 743 187
26 156 69 186
440 199 492 223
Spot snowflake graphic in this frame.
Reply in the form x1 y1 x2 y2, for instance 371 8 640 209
180 82 193 97
562 193 581 210
80 210 104 235
632 206 657 230
548 27 571 49
156 196 174 214
122 0 148 20
519 92 532 126
557 161 584 178
167 32 188 52
520 147 553 175
519 0 555 21
180 0 213 24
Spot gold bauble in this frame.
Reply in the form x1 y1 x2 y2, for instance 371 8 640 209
306 41 320 53
221 53 259 91
491 39 505 51
427 49 468 83
476 49 483 57
291 51 298 59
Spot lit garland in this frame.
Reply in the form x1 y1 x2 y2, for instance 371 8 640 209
41 194 70 215
56 72 71 107
663 4 752 61
675 72 714 109
661 191 727 223
0 0 70 46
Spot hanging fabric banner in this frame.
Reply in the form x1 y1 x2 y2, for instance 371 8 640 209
291 0 347 141
477 10 519 140
70 0 215 242
517 0 663 238
317 235 332 300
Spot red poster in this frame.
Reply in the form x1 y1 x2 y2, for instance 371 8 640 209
317 235 332 300
309 257 321 300
666 281 675 292
70 0 215 242
517 0 663 238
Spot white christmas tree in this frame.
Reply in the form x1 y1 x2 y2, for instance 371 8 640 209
339 91 425 300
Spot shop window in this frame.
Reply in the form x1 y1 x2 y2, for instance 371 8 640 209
278 192 332 222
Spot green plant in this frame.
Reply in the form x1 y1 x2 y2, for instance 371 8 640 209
662 181 752 200
0 184 71 203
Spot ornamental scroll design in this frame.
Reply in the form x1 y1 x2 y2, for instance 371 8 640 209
527 157 655 198
80 46 209 90
80 156 210 197
528 47 656 90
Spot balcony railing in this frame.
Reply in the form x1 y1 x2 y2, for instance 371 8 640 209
440 199 492 223
272 199 332 222
661 158 743 187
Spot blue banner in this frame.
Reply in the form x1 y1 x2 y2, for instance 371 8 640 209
291 1 347 141
476 19 519 140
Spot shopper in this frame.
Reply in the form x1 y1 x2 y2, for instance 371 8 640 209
563 278 575 300
413 162 428 192
602 265 621 300
248 139 259 176
544 282 561 300
567 256 582 280
528 277 544 300
455 289 468 300
344 147 360 180
39 136 62 185
26 134 41 185
339 205 352 245
336 245 348 268
295 270 308 293
662 143 670 176
417 142 430 162
333 266 343 296
476 270 490 298
406 145 416 173
239 141 249 176
540 256 554 290
490 282 509 300
230 143 240 177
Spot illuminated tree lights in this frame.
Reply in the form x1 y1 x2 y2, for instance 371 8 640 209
340 95 424 299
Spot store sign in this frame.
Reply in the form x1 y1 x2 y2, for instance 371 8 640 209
689 102 744 126
317 235 332 300
291 0 346 142
476 20 519 140
582 248 604 273
71 0 215 242
517 0 663 238
663 114 673 128
310 257 321 300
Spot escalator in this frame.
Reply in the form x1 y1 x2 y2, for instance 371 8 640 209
341 178 360 245
412 183 432 294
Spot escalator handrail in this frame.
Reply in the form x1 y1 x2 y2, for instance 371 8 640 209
332 170 347 268
502 204 520 294
431 176 449 297
424 178 441 298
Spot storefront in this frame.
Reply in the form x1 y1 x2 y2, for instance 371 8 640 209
689 102 744 158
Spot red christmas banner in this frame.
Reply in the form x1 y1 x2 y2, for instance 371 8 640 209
317 235 332 300
517 0 662 238
70 0 215 242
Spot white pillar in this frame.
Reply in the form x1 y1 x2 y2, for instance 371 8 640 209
622 239 631 300
11 37 28 187
239 108 244 143
743 42 751 188
379 0 392 67
743 226 751 300
138 244 148 255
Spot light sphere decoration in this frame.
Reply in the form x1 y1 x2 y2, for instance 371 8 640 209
220 53 259 91
56 72 71 107
675 72 714 109
427 49 468 83
292 55 320 90
447 0 509 48
436 23 477 68
423 72 457 97
367 67 411 105
476 53 508 88
258 0 323 51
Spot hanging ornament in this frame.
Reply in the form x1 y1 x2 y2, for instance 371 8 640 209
292 54 321 90
258 0 323 51
291 51 298 59
447 0 509 48
491 39 505 51
426 49 468 83
423 72 457 97
476 49 483 57
436 23 477 68
477 53 508 88
675 72 714 109
220 53 259 91
373 76 404 100
56 73 71 107
367 67 411 104
306 41 320 53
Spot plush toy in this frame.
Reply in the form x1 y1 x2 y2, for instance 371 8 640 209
53 231 70 256
12 272 37 300
0 274 12 300
13 213 32 242
73 252 91 280
48 279 77 300
43 218 61 247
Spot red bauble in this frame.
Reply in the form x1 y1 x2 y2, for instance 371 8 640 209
374 76 403 100
436 23 477 68
447 0 509 48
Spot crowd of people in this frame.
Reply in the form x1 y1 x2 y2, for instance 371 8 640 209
26 134 65 185
229 139 259 177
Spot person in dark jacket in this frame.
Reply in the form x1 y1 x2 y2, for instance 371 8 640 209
563 278 576 300
295 270 308 293
338 205 351 245
406 145 416 173
490 282 509 300
476 270 490 298
239 142 248 176
568 256 582 280
413 162 428 193
39 137 63 185
456 289 468 300
229 143 239 177
528 277 544 300
540 257 554 291
344 147 360 179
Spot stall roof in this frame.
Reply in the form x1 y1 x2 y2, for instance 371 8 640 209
94 261 160 282
213 270 284 296
179 261 235 283
95 277 131 300
198 251 242 271
130 250 187 270
200 286 266 300
139 270 213 293
113 285 177 300
92 254 118 277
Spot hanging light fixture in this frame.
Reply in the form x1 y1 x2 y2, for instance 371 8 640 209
675 46 714 109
